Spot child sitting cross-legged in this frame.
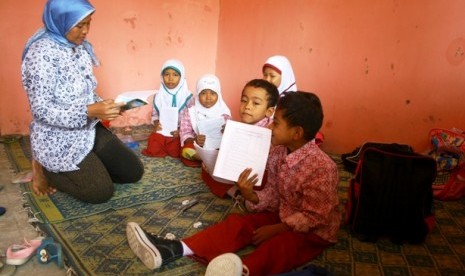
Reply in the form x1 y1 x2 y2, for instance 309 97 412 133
142 59 194 158
179 74 231 167
202 79 279 199
126 91 341 276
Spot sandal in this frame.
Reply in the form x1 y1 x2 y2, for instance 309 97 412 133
37 240 63 268
6 236 46 265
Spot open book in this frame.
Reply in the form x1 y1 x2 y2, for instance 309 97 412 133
195 120 271 186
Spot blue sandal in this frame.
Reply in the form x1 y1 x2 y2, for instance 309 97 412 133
37 239 63 268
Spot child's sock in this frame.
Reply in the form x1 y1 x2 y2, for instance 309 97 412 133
226 186 239 198
181 241 193 256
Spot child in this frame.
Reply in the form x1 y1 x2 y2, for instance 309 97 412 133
142 59 194 158
263 55 324 145
179 74 231 167
202 79 279 198
262 55 297 96
126 91 340 276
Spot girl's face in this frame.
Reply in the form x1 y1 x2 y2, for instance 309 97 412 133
162 68 181 89
263 66 282 88
239 86 274 124
198 89 218 108
66 14 92 45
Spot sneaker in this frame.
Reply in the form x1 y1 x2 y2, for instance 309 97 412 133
205 253 249 276
126 222 183 270
6 237 45 265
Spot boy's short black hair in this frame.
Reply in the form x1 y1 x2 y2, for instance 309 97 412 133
242 79 279 108
277 91 323 141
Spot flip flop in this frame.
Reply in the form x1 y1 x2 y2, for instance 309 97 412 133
5 236 46 265
0 207 5 216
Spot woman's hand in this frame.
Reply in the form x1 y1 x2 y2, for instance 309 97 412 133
88 99 124 121
195 134 206 147
237 168 259 203
252 223 290 245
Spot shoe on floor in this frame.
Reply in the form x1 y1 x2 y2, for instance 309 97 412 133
205 253 249 276
6 237 46 266
126 222 183 270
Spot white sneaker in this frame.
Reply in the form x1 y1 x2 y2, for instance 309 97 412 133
205 253 249 276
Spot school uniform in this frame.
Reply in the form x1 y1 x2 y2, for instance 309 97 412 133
184 140 340 275
142 59 193 158
179 74 231 167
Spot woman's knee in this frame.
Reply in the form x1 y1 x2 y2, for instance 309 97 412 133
78 183 114 204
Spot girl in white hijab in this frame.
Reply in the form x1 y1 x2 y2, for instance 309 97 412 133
262 55 297 95
152 59 193 123
143 59 194 158
179 74 231 167
263 55 325 145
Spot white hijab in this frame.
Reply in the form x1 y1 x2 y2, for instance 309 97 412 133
188 74 231 133
154 59 192 113
263 55 297 95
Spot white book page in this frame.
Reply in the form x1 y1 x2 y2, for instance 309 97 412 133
193 142 235 184
158 107 178 137
197 117 225 150
213 120 271 186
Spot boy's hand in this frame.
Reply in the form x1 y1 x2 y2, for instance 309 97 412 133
196 134 206 147
252 223 290 245
170 130 179 137
237 168 259 203
153 120 162 132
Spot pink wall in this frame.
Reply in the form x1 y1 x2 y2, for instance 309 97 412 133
1 0 464 154
216 0 465 153
0 0 219 135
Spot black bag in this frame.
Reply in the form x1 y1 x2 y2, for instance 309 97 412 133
344 146 437 244
341 142 414 173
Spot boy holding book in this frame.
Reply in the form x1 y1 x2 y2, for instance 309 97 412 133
126 91 340 276
203 79 279 198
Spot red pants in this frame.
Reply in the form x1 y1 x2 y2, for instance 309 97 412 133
202 168 268 198
201 167 232 198
183 212 331 276
142 132 180 158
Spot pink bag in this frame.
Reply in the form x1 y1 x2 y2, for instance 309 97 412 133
429 128 465 200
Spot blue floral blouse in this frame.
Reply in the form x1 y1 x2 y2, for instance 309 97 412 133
22 37 101 173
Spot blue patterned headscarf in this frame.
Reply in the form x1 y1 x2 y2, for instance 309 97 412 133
22 0 99 65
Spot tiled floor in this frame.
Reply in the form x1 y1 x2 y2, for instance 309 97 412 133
0 145 66 275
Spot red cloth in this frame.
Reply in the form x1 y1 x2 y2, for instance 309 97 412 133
142 132 180 158
184 212 331 276
201 167 231 198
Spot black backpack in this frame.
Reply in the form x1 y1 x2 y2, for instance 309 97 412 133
341 142 414 173
344 145 437 244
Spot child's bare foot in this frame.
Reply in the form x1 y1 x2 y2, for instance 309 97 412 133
32 160 56 196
